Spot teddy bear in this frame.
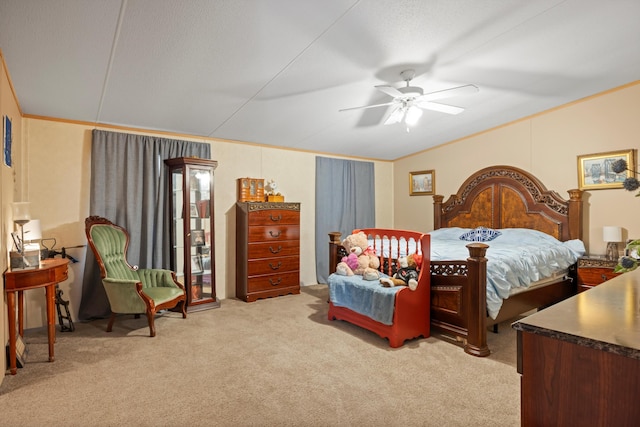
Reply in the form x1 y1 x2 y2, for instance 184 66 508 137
335 253 358 276
335 231 380 280
379 253 422 291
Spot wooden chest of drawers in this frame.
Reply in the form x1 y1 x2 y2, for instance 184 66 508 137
576 256 621 293
236 202 301 302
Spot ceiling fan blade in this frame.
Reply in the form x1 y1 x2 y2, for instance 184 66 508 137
339 101 395 112
420 84 479 101
415 101 464 115
375 85 404 98
382 105 405 125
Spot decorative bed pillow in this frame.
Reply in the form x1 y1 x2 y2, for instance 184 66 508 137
459 226 501 242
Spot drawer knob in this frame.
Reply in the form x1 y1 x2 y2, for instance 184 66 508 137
269 278 282 286
269 246 282 254
269 262 282 270
269 214 282 222
269 230 281 238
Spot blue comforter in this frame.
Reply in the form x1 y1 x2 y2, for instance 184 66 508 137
328 273 401 325
429 228 585 319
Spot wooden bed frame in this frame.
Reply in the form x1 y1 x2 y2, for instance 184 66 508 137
430 165 583 356
329 165 583 356
327 229 430 348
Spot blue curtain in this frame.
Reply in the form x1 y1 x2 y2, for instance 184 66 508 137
79 130 210 320
315 157 375 283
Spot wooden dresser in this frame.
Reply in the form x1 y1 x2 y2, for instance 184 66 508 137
512 269 640 426
236 202 301 302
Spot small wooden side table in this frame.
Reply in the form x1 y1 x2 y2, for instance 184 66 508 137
576 255 621 293
4 258 69 375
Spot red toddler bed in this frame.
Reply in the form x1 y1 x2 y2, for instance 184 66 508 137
327 229 430 348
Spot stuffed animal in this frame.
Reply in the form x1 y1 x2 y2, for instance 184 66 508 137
380 253 422 291
335 253 358 276
335 231 380 280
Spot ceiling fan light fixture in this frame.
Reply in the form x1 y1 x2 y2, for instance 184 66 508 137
404 106 423 126
384 106 406 125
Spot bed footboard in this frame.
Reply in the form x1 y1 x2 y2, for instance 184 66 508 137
430 243 490 357
430 245 577 357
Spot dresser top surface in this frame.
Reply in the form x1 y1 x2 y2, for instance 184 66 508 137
513 268 640 357
237 202 300 212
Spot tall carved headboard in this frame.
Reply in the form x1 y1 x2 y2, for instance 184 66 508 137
433 165 583 241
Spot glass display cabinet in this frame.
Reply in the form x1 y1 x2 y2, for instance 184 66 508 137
165 157 219 310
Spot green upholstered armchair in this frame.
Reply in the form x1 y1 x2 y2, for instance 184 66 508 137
85 216 187 337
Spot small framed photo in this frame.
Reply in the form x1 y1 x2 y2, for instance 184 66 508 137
577 149 636 190
191 229 205 246
189 203 198 218
409 170 435 196
13 335 28 368
11 231 22 253
191 255 203 274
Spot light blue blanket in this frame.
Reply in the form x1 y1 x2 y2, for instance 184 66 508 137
328 273 401 325
429 227 585 319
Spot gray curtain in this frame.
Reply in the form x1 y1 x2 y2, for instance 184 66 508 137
315 156 375 284
78 130 210 320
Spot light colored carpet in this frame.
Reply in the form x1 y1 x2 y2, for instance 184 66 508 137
1 285 521 426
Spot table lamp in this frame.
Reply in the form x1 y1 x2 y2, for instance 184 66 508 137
603 226 622 260
10 202 41 269
12 202 31 245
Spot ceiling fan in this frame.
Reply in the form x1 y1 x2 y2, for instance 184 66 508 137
340 69 479 126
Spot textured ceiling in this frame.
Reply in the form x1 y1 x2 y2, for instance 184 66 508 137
1 0 639 160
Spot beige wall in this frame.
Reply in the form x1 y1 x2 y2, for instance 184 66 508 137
394 82 640 254
1 51 23 380
20 119 393 329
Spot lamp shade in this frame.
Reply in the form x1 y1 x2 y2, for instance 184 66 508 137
22 219 42 241
603 226 622 242
404 106 423 126
12 202 31 223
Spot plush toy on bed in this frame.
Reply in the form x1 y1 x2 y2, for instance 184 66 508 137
379 253 422 290
335 231 380 280
335 253 358 276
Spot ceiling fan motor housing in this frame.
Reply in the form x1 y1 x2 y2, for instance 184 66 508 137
398 86 424 98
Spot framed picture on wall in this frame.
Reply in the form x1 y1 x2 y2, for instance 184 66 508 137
577 149 636 190
3 116 12 167
409 170 435 196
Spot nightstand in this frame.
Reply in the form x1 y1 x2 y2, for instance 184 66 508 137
576 255 621 293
